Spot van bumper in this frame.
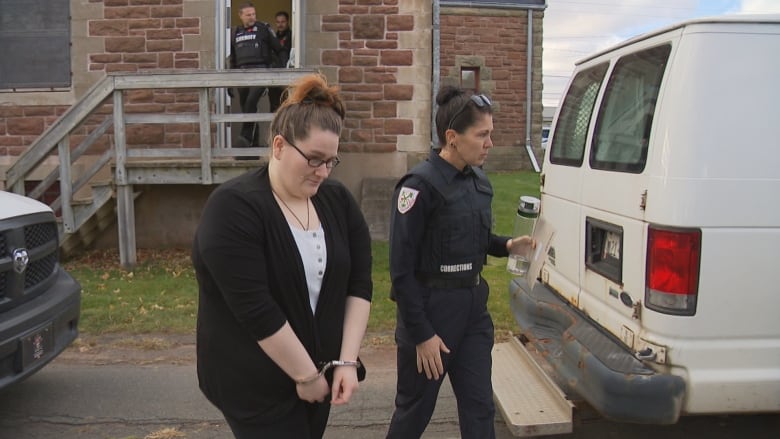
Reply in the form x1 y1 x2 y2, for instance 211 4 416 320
509 277 685 424
0 268 81 389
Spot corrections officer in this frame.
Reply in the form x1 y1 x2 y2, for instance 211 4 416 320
229 2 283 148
386 86 534 439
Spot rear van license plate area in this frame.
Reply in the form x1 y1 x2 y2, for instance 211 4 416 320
586 217 623 283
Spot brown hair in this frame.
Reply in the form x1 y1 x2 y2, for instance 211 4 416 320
268 73 346 146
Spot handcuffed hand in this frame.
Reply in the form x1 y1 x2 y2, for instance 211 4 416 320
296 375 330 403
331 364 360 405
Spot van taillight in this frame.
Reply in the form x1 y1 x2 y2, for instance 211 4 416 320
645 226 701 316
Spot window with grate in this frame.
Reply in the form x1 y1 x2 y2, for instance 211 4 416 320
549 63 609 166
0 0 71 89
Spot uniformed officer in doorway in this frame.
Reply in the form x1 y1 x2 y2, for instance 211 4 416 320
229 2 283 148
386 86 535 439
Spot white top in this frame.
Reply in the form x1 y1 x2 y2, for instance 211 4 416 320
289 225 327 313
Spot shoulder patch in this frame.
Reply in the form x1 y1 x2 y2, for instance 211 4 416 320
397 187 420 214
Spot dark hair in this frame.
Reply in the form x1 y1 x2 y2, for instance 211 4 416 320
434 86 493 146
268 73 346 146
275 11 289 21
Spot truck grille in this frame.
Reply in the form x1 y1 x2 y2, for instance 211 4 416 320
0 216 59 304
24 222 57 250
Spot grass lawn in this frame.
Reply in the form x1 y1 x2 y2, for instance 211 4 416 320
65 170 541 339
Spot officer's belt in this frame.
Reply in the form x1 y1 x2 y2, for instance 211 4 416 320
416 273 480 289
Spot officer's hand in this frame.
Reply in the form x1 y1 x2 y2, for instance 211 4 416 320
507 236 536 255
296 375 330 403
416 335 450 380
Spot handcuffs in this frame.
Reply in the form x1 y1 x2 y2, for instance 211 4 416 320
295 360 362 385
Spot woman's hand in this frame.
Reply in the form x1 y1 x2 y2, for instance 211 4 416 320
330 364 360 405
296 376 330 403
507 236 536 255
416 334 450 380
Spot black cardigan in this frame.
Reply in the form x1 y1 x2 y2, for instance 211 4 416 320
192 167 373 423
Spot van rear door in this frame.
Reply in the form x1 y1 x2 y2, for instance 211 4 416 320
542 63 609 306
577 43 673 344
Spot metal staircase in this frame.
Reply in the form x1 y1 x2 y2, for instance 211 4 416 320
4 69 315 267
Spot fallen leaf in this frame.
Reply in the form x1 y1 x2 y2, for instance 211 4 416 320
145 427 185 439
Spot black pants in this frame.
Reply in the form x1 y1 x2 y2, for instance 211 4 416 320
224 400 330 439
386 281 496 439
268 86 285 113
237 86 267 146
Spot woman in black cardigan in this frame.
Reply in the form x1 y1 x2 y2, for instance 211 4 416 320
192 73 372 438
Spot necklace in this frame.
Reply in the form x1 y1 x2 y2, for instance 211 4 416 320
273 190 310 231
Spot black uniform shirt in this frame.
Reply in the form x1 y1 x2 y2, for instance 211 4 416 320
273 28 292 68
389 150 510 344
229 21 282 69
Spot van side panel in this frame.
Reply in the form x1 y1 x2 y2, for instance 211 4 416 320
640 228 780 412
640 24 780 413
647 27 780 226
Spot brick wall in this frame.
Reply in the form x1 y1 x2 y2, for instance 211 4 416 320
87 0 201 73
1 105 68 157
440 7 545 162
319 0 418 154
0 0 204 158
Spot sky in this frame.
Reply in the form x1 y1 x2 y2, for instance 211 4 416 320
543 0 780 107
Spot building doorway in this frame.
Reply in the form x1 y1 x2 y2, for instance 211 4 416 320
215 0 299 148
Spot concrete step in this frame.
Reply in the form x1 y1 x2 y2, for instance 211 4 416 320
492 337 573 437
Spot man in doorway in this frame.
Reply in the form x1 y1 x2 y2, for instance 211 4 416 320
268 11 293 113
229 2 282 148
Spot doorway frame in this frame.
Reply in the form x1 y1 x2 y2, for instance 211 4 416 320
213 0 302 148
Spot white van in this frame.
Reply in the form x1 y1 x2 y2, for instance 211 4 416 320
495 14 780 432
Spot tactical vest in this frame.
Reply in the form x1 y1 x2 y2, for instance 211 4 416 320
233 23 271 67
404 160 494 279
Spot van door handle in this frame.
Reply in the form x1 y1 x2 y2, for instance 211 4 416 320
635 347 657 361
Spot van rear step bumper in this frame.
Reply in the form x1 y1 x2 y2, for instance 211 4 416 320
493 338 574 436
508 278 685 424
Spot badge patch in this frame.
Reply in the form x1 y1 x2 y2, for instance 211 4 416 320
397 187 419 214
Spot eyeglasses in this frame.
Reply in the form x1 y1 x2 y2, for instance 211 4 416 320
282 136 341 169
447 94 492 130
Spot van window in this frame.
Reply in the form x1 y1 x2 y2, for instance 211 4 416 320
590 45 670 173
549 64 608 166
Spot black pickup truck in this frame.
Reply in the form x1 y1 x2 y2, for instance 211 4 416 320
0 191 81 389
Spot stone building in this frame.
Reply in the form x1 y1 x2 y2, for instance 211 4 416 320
0 0 545 250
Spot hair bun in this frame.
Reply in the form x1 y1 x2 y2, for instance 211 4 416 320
284 73 346 119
